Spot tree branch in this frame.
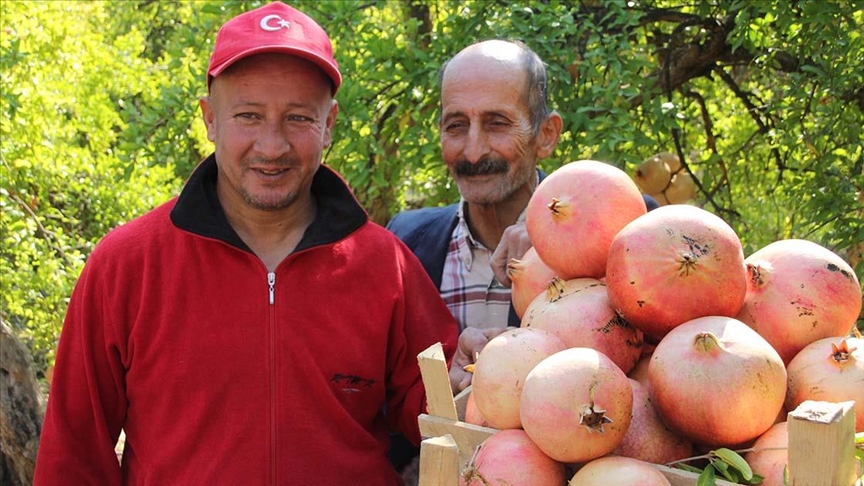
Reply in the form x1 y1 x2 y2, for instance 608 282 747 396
684 88 731 204
716 67 787 177
10 194 67 260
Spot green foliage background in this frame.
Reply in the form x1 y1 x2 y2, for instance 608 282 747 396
2 0 863 374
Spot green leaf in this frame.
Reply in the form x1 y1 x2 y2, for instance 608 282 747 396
748 473 765 484
714 447 753 480
697 464 716 486
712 459 738 482
675 463 704 473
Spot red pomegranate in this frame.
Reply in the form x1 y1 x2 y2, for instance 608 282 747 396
464 391 491 428
606 204 747 341
526 160 646 280
735 239 862 364
520 348 632 463
613 379 693 464
471 327 567 429
569 456 672 486
508 246 558 319
744 422 788 486
521 277 643 374
786 337 864 432
459 429 565 486
648 316 786 447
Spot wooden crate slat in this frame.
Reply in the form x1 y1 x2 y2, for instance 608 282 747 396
417 342 458 421
787 400 857 486
418 434 460 486
418 413 496 467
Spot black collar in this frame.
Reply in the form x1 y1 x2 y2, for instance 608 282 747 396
170 155 368 253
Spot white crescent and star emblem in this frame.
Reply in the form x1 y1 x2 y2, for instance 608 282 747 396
259 14 291 32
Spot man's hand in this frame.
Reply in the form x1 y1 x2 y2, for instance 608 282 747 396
490 222 533 288
449 326 515 393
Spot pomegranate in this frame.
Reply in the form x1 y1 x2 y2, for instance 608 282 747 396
471 327 566 429
613 379 693 464
633 155 672 194
521 277 643 374
647 191 670 206
508 246 558 319
664 172 697 204
627 349 653 390
743 422 788 486
735 239 862 364
520 348 632 463
526 160 647 280
459 429 565 486
464 390 491 428
658 152 682 172
569 456 672 486
785 337 864 432
648 316 787 447
606 204 747 341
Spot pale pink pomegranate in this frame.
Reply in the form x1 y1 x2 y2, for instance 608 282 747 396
569 456 672 486
786 337 864 431
526 160 646 280
471 327 567 429
464 391 491 428
520 348 632 463
521 277 643 374
627 350 653 390
648 316 787 447
613 379 693 464
459 429 565 486
508 246 558 319
606 204 747 341
744 422 788 486
735 239 862 364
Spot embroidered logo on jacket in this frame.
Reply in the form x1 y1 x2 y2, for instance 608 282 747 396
331 373 375 394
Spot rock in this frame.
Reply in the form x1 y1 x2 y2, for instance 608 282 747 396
1 320 45 486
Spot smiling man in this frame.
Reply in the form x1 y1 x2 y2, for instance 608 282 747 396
385 40 563 479
389 40 563 336
33 3 457 485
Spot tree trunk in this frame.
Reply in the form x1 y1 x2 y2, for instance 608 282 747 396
1 321 45 486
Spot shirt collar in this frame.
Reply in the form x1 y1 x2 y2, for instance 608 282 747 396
453 198 530 272
451 169 539 270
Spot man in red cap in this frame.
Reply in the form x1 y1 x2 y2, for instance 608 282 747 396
33 3 457 484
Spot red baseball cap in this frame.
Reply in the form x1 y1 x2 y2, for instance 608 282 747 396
207 2 342 94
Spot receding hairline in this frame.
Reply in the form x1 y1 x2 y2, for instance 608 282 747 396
438 40 551 133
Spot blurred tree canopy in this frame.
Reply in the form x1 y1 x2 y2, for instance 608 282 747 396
2 0 863 373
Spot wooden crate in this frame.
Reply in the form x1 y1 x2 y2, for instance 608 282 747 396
416 343 859 486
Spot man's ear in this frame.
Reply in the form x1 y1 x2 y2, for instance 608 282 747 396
200 96 216 143
536 111 563 159
322 100 339 148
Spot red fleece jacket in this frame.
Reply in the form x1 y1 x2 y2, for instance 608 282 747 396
34 158 458 485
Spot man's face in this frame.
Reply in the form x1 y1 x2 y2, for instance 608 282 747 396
440 54 539 205
200 53 337 213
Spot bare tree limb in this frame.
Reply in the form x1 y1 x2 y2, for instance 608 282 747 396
715 67 787 178
9 194 67 260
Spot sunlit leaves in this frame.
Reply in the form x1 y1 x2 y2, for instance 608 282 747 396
2 0 862 372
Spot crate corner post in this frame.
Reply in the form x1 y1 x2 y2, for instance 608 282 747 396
418 434 460 486
787 400 857 486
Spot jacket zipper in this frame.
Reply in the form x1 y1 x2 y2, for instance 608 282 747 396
267 271 277 485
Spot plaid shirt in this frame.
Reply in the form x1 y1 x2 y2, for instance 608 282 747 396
439 200 525 332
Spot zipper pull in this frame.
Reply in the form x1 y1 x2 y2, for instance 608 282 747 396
268 272 276 305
